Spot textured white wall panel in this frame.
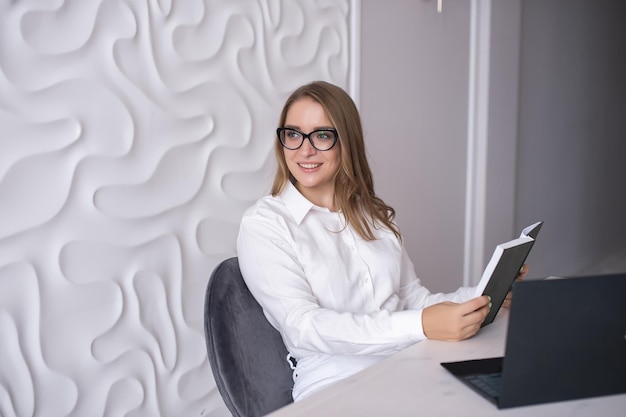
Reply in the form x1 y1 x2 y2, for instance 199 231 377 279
0 0 356 415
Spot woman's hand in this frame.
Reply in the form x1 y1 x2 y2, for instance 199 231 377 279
502 264 529 309
422 296 491 341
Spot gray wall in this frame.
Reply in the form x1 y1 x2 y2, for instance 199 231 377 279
360 0 471 292
360 0 626 292
515 0 626 278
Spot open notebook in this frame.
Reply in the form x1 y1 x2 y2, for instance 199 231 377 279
475 221 543 327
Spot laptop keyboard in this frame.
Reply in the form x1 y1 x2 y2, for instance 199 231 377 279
464 372 503 399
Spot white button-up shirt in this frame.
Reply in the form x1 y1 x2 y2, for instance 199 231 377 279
237 182 475 400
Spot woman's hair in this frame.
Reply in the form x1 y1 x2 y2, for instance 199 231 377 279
271 81 401 241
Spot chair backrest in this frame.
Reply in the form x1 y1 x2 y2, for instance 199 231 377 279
204 257 294 417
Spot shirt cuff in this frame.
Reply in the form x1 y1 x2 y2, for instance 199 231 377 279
389 309 426 343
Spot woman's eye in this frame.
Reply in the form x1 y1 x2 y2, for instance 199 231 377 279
315 131 334 140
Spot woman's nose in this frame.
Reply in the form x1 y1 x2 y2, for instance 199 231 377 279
298 137 317 154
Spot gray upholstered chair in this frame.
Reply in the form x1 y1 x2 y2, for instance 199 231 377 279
204 257 294 417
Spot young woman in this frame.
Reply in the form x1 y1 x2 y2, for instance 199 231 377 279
237 81 525 401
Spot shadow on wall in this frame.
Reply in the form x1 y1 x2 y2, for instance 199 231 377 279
576 246 626 276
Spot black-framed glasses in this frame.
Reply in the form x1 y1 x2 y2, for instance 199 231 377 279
276 127 339 151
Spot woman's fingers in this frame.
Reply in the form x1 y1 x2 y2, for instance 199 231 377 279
423 297 491 341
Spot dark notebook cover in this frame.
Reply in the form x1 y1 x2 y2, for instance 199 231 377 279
475 221 543 327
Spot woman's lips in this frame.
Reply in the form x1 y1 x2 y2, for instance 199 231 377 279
298 163 322 169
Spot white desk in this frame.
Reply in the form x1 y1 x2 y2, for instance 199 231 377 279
267 310 626 417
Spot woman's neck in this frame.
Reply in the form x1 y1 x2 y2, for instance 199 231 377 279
295 183 337 212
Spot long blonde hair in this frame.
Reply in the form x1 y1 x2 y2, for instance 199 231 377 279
271 81 401 241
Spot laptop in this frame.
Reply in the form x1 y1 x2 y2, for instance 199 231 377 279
441 273 626 409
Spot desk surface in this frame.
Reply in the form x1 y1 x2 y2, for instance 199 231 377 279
268 310 626 417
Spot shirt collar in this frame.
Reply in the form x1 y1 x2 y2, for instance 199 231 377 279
280 182 331 225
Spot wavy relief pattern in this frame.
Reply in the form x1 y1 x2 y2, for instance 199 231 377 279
0 1 352 416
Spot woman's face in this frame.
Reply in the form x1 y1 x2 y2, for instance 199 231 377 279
283 97 341 208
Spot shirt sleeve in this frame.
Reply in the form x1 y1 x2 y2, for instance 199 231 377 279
237 213 426 359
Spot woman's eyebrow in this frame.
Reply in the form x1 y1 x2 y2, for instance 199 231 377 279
283 125 335 131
